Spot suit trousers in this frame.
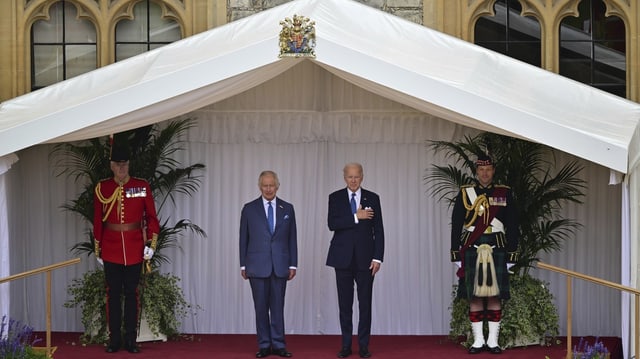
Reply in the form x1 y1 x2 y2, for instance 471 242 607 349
335 266 374 349
249 273 288 350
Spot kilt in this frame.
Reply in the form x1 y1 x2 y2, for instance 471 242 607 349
457 233 511 300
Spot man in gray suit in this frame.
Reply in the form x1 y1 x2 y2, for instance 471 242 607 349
240 170 298 358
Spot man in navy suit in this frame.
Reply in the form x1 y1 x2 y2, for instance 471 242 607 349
326 163 385 359
240 170 298 358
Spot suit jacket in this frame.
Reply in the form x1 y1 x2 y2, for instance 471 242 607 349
326 188 384 270
239 197 298 278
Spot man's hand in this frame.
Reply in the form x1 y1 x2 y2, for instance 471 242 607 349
369 261 381 276
96 257 104 266
356 206 374 220
241 269 247 280
143 246 154 260
288 269 297 281
454 261 461 268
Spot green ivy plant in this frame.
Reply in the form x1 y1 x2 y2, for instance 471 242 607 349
56 119 206 343
64 269 192 344
139 271 192 339
449 274 560 348
63 270 108 343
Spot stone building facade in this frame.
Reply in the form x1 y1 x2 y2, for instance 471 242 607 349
1 0 638 102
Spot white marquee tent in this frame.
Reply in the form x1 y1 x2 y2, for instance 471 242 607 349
2 0 639 169
1 0 640 356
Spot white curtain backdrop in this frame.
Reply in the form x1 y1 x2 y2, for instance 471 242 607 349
5 62 622 336
0 153 18 320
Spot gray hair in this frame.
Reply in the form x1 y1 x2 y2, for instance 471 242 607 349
258 170 280 187
343 162 363 177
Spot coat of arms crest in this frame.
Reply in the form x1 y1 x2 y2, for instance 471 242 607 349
279 14 316 58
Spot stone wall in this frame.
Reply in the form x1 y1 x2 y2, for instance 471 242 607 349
228 0 423 24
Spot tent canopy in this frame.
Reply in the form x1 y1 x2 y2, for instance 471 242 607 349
1 0 639 173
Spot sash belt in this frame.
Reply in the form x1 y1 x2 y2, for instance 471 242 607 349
104 222 141 231
465 226 502 234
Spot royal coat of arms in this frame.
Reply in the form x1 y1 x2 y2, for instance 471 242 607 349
279 14 316 58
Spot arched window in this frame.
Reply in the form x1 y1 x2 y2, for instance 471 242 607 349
474 0 541 67
115 0 181 62
559 0 625 97
31 0 97 90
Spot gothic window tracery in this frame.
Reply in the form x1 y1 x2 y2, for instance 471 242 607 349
30 0 97 90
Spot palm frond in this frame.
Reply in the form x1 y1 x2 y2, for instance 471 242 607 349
154 164 206 212
425 164 474 205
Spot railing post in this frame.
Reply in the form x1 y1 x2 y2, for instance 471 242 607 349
46 270 52 358
0 258 80 358
636 294 639 359
566 276 572 359
536 261 640 359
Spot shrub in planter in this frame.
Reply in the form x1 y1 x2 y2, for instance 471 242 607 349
64 269 191 343
64 270 108 343
449 273 559 349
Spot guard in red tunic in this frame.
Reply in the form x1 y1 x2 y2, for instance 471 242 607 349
93 144 160 354
450 154 518 354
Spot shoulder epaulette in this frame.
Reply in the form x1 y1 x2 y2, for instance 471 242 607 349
461 184 475 189
495 184 511 189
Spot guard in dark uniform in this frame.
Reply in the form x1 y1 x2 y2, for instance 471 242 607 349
450 154 518 354
93 144 160 354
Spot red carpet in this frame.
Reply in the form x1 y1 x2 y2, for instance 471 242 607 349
37 333 622 359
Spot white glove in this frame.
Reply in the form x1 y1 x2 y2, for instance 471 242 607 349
454 261 461 268
143 246 154 260
96 257 104 266
506 263 515 269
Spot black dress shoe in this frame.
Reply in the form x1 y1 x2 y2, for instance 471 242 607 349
337 347 352 358
256 348 271 358
468 345 485 354
359 347 372 358
272 348 292 357
105 344 119 353
124 342 140 354
488 346 502 354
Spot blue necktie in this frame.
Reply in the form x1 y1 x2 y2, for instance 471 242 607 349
350 193 357 214
268 201 274 234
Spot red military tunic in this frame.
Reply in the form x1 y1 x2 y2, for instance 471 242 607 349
93 176 160 265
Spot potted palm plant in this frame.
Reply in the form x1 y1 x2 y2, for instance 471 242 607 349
427 132 586 348
57 119 206 344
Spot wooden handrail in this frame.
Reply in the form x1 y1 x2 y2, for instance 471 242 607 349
536 261 639 359
0 258 81 358
0 258 80 284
